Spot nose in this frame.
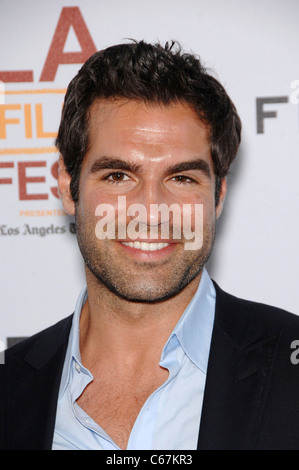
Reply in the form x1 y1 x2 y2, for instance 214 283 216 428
125 180 180 236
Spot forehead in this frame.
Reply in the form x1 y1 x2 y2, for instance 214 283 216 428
86 98 211 164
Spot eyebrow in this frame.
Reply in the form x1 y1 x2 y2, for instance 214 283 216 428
165 159 212 179
89 157 142 174
89 156 212 179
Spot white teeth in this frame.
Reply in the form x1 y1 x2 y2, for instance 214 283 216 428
121 241 169 251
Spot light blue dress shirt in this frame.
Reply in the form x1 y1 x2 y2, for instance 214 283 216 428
52 268 216 450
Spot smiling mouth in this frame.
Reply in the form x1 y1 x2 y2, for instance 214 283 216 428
120 241 170 251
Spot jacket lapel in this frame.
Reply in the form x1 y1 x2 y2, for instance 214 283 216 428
6 316 72 450
197 283 281 450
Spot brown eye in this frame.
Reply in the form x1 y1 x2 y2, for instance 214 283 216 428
105 172 130 183
173 175 194 184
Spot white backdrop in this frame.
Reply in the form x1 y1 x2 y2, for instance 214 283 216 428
0 0 298 350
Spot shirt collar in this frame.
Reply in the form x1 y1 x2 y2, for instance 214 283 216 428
161 268 216 374
58 268 215 399
58 285 88 399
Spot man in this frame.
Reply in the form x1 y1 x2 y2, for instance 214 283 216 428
1 40 299 450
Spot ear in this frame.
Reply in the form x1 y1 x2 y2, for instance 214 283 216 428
57 156 75 215
215 177 227 219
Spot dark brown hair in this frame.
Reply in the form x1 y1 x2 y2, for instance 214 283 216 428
56 40 241 204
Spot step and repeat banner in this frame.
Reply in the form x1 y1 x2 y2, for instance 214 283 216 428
0 0 298 350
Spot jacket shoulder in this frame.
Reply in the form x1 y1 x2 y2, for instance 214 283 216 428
0 315 73 450
213 281 299 339
4 314 73 366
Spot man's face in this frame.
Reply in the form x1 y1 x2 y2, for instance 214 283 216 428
60 99 225 302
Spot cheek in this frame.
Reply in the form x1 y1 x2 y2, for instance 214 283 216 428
91 187 123 209
179 198 214 243
79 188 118 219
204 205 216 226
188 194 215 223
82 191 125 242
200 200 216 236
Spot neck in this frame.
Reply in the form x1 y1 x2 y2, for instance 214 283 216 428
79 269 202 373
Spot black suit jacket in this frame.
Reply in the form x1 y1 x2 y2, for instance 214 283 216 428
1 282 299 450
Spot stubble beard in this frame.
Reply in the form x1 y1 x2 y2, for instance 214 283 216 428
75 207 215 304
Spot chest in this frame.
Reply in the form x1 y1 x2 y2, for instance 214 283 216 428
76 369 168 449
